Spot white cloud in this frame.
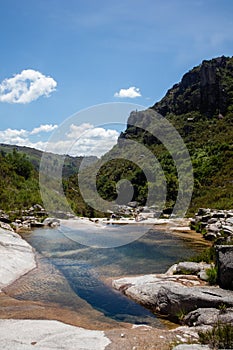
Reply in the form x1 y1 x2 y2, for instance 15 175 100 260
0 123 119 157
31 124 58 135
65 123 119 157
114 86 141 98
0 69 57 104
66 123 94 139
0 124 57 148
0 128 28 139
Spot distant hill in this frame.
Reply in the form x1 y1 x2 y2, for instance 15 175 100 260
0 144 98 214
0 143 98 178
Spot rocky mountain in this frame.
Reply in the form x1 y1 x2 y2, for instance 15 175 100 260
152 55 233 118
97 56 233 214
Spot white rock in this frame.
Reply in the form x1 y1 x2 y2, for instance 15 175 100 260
0 319 111 350
0 228 36 290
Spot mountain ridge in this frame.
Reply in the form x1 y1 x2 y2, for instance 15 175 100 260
152 55 233 118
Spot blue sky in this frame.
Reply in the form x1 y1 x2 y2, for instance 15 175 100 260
0 0 233 156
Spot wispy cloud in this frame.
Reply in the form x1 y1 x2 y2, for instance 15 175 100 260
114 86 141 98
0 69 57 104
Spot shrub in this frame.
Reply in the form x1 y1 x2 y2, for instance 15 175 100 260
198 322 233 349
189 246 216 264
206 266 218 285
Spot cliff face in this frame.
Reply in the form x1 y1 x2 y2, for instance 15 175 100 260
152 56 233 117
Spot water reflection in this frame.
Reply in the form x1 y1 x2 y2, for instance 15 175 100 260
21 224 205 327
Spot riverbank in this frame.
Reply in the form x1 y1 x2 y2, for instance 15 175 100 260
0 218 212 349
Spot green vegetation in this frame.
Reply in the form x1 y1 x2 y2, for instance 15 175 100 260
189 246 216 264
198 322 233 349
206 266 218 285
0 148 42 211
175 308 188 323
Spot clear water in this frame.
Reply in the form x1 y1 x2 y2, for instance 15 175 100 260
21 224 206 327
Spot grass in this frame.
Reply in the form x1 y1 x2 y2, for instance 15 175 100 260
198 322 233 349
206 266 218 285
189 246 216 264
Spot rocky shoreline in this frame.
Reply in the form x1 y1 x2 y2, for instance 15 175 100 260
112 208 233 349
0 204 61 233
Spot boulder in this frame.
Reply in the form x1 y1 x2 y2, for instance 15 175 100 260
113 274 203 309
184 307 233 327
156 284 233 316
203 232 217 241
216 245 233 290
175 262 212 276
207 218 218 224
0 211 10 223
221 225 233 235
113 274 233 320
226 217 233 226
43 217 60 227
0 229 36 290
0 319 111 350
197 208 211 216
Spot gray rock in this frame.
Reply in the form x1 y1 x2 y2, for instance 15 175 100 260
207 218 218 224
222 225 233 235
156 284 233 316
216 245 233 290
226 217 233 226
113 274 233 320
203 231 217 241
43 217 60 227
197 208 211 216
184 308 220 326
176 262 212 276
113 274 204 313
0 212 10 223
206 223 221 232
198 270 208 281
0 222 14 232
184 307 233 327
201 215 211 222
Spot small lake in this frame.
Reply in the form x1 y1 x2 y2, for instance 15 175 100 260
21 223 207 328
